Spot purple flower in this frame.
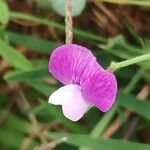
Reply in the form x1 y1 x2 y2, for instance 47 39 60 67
48 44 117 121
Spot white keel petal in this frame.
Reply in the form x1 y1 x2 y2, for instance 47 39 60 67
48 84 89 121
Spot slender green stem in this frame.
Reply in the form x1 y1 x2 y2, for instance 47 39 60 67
10 11 106 42
10 11 64 30
101 0 150 6
79 105 117 150
90 105 117 137
124 69 144 94
109 53 150 72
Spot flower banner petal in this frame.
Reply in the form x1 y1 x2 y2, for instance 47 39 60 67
82 71 117 112
49 44 103 85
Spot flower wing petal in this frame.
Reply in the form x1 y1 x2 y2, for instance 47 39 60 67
48 84 89 121
49 44 103 85
48 84 75 105
82 71 117 112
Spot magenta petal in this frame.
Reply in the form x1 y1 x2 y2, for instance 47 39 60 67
49 44 103 85
82 71 117 112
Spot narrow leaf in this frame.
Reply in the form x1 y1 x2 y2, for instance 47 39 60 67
0 40 32 70
48 132 150 150
7 31 59 54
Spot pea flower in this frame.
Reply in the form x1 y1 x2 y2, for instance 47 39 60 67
48 44 117 121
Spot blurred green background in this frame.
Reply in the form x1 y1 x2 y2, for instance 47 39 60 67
0 0 150 149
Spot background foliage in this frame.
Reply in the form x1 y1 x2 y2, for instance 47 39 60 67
0 0 150 149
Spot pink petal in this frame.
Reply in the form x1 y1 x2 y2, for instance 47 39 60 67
82 71 117 112
48 84 90 121
48 44 103 85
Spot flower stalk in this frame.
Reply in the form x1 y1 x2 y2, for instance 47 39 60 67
108 53 150 72
65 0 73 44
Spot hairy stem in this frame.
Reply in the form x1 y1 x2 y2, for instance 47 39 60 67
65 0 73 43
108 53 150 72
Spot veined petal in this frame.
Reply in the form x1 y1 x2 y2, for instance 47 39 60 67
48 44 103 85
82 71 117 112
48 84 90 121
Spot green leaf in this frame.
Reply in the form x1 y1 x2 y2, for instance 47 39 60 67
101 35 150 69
144 71 150 83
90 105 117 137
31 59 48 66
0 40 32 70
4 66 49 80
102 35 143 56
51 0 86 17
0 115 38 149
0 127 23 148
7 31 59 54
27 80 55 96
0 1 9 26
10 11 106 42
117 91 150 120
48 132 150 150
4 113 31 134
124 21 143 47
34 0 51 10
31 101 88 134
124 69 144 93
